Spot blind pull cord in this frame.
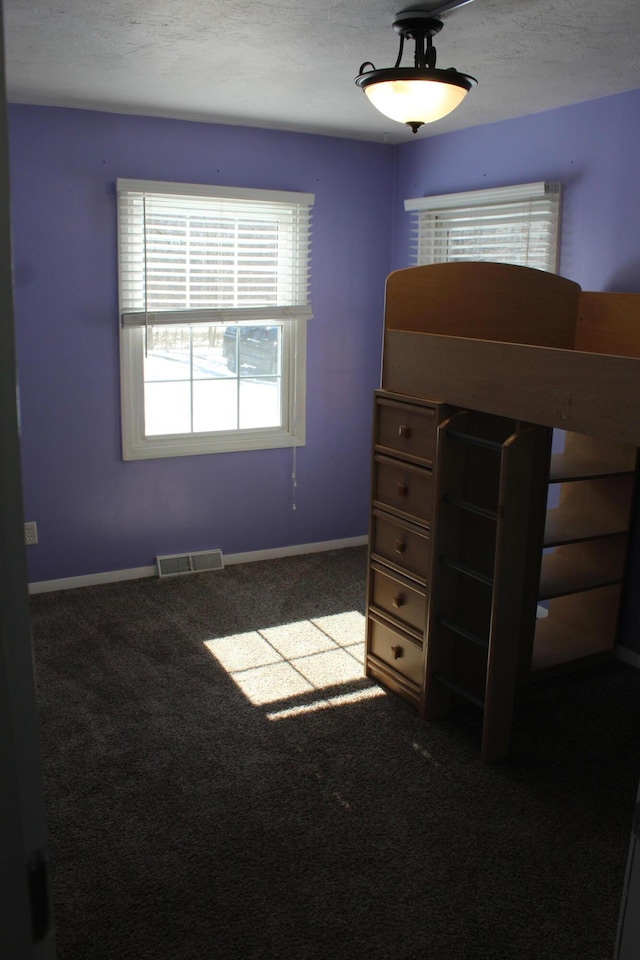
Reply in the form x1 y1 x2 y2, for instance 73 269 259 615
291 328 298 511
292 444 297 511
143 195 149 358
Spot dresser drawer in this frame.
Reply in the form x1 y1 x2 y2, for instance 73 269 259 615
370 510 431 583
373 454 433 526
369 563 426 636
375 396 437 466
368 613 424 687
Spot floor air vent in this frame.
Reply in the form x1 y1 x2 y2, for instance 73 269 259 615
156 549 224 578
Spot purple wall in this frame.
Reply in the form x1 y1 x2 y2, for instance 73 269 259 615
391 87 640 654
9 106 394 582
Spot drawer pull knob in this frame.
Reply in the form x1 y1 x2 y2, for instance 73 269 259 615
397 482 409 497
398 425 411 438
392 593 405 608
394 540 406 555
391 645 403 660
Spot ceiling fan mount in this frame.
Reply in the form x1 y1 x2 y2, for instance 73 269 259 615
393 10 445 41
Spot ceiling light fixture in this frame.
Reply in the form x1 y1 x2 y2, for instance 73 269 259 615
355 4 477 134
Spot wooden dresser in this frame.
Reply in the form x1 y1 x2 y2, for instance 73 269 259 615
366 392 446 711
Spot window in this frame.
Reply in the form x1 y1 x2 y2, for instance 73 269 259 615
404 181 561 272
117 179 313 459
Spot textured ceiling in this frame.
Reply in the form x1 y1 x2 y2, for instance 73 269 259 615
4 0 640 144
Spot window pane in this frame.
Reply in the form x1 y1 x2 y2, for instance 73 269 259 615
144 328 191 381
191 326 231 380
239 378 282 429
238 326 279 376
145 381 191 435
222 325 281 377
193 380 239 432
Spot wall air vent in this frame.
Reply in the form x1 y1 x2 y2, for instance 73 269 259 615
156 549 224 578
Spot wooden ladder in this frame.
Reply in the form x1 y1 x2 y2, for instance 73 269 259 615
422 409 550 762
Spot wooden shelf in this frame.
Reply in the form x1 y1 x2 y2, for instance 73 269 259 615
549 451 635 482
531 615 615 675
543 508 630 547
538 537 627 600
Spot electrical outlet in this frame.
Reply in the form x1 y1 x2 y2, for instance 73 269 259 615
24 521 38 546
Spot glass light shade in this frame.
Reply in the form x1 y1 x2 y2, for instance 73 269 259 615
364 78 468 124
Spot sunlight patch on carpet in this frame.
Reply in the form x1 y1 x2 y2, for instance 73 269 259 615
265 684 385 720
204 610 385 717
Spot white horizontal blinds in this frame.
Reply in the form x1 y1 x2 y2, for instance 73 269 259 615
117 180 313 326
405 182 561 273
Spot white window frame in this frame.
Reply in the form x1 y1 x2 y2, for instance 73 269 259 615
404 181 561 273
117 179 313 461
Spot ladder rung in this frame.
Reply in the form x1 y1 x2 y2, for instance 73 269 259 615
446 429 503 452
439 556 494 586
436 616 489 650
433 673 485 710
442 494 498 521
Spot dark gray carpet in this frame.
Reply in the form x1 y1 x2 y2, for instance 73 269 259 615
30 546 640 960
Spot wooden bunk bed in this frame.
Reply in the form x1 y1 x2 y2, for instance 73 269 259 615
365 261 640 761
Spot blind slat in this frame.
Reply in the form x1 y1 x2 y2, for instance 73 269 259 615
121 305 313 328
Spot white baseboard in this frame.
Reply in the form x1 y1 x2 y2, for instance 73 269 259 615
28 565 157 594
28 536 368 595
223 535 367 567
615 644 640 671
